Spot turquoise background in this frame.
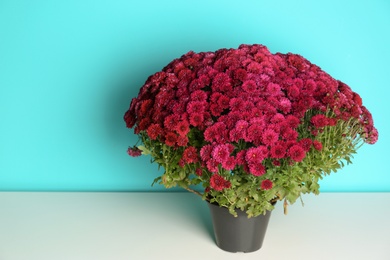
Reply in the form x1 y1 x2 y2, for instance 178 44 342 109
0 0 389 191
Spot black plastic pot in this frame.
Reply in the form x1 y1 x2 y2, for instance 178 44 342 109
207 202 273 253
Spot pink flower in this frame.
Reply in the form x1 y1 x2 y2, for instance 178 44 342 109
222 156 236 170
127 146 142 157
245 146 268 164
287 85 300 99
206 159 219 173
240 101 255 113
147 124 164 140
164 115 180 131
164 132 178 146
261 179 273 190
182 147 199 164
189 78 204 91
304 79 317 92
235 120 248 131
279 97 292 114
195 168 203 176
270 113 285 124
311 114 328 128
248 162 266 176
313 140 323 151
293 78 304 88
210 103 223 116
282 127 298 141
176 135 189 146
200 145 213 161
262 128 279 146
235 150 246 165
212 144 231 163
242 80 257 93
187 101 207 114
285 115 300 128
189 112 204 127
175 120 190 136
212 73 232 93
272 160 281 166
246 124 263 144
247 62 262 74
139 99 153 115
229 98 244 111
209 122 229 143
266 82 282 96
229 129 241 142
288 145 306 162
124 109 136 128
210 174 231 191
270 143 286 159
367 128 378 145
217 94 230 109
353 93 362 106
233 68 247 81
299 138 313 152
136 118 151 133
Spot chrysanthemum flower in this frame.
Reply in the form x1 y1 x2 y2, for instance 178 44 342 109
127 146 142 157
288 145 306 162
212 144 231 163
175 120 190 136
261 179 273 190
248 162 266 176
270 143 286 159
182 146 199 164
210 174 231 191
313 140 323 151
146 124 163 140
262 128 279 146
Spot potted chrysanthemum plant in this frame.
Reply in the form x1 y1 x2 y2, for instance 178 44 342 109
124 44 378 252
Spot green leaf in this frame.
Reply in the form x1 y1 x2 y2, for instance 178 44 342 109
151 176 161 186
138 145 151 155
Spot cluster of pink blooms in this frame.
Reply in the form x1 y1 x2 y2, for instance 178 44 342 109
125 44 378 192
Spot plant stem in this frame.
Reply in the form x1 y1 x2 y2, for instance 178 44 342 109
181 185 203 197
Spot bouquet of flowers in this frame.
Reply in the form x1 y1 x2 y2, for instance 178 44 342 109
124 44 378 217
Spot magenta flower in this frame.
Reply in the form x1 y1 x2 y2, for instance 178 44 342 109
261 179 273 190
210 174 231 191
164 132 178 146
206 159 219 173
189 112 204 127
146 124 163 140
245 146 268 164
288 145 306 162
200 144 213 161
299 138 313 152
262 128 279 146
310 114 328 128
212 144 231 163
242 80 257 93
222 156 236 171
127 146 142 157
187 101 207 115
270 143 286 159
248 162 266 176
182 146 199 164
175 120 190 136
313 140 323 151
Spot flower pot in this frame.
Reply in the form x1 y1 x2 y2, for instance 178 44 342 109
207 202 272 253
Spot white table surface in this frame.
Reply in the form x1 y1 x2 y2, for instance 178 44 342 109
0 192 389 260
